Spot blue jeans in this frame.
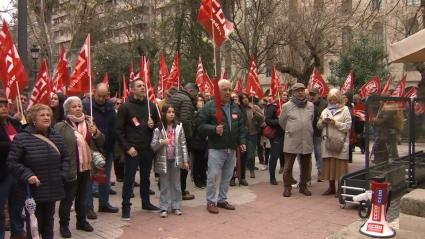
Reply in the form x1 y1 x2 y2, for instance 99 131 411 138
206 149 236 203
87 152 113 209
269 135 284 180
0 176 25 239
159 160 181 211
122 150 154 211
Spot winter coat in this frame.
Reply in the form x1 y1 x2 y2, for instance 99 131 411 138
0 117 21 182
54 117 105 181
317 106 352 160
265 103 284 138
168 89 195 139
279 100 314 154
83 98 116 155
7 125 70 203
150 123 189 174
198 100 246 149
313 98 328 137
115 95 159 152
241 104 264 135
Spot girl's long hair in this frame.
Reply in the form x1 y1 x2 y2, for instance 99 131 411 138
160 103 177 130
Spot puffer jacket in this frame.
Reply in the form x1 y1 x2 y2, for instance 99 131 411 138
168 89 195 139
150 123 189 174
7 125 70 203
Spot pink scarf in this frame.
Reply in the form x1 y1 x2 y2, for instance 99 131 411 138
67 114 92 172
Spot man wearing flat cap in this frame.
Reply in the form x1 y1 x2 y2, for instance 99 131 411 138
279 83 315 197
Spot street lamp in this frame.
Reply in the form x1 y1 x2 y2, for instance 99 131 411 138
30 45 40 87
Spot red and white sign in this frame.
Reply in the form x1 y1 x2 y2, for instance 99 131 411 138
27 60 52 109
359 76 381 100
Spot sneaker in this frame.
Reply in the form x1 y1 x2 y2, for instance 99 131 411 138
76 221 94 232
260 165 268 171
217 201 235 210
206 202 219 214
122 210 130 221
160 210 168 218
142 203 160 212
173 209 182 215
182 191 195 200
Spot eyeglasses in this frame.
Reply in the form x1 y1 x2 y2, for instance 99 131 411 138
115 102 122 105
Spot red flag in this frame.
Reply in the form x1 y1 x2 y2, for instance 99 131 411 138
122 75 128 102
0 21 29 101
196 57 214 95
404 87 417 99
340 70 354 95
270 65 280 97
197 0 234 47
245 55 264 99
221 70 228 80
233 78 243 94
381 73 392 95
166 52 180 89
213 77 223 124
308 68 329 97
352 102 366 121
158 53 169 98
102 72 109 86
140 56 156 102
27 60 52 109
52 46 69 93
68 35 91 96
280 82 288 93
359 76 381 100
391 75 406 97
129 62 137 82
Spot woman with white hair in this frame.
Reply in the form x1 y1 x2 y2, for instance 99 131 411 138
317 89 352 197
54 96 104 238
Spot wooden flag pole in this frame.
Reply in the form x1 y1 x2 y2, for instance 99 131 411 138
15 83 27 124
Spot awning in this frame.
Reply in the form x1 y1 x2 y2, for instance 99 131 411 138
389 29 425 63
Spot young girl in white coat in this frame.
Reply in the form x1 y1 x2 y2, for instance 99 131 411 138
151 104 189 218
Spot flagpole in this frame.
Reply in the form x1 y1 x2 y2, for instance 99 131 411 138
144 57 152 119
15 83 27 124
87 34 93 125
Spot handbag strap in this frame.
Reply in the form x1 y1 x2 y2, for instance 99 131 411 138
32 134 60 155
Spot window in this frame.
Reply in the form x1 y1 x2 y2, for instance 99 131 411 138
341 26 353 50
372 22 384 43
341 0 352 14
371 0 381 11
406 0 421 6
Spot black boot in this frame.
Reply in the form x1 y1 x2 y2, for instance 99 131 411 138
60 225 72 238
322 180 336 195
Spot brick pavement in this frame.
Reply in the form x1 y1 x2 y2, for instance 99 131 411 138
8 143 418 239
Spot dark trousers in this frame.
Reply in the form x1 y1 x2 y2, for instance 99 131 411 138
232 150 247 180
122 150 154 210
264 147 271 165
27 201 55 239
283 153 311 189
0 176 25 238
59 171 90 226
192 149 208 185
113 153 125 181
257 134 265 164
180 169 188 194
269 136 284 180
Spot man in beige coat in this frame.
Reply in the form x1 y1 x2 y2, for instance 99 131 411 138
279 83 314 197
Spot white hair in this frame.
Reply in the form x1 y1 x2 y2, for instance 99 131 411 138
63 96 82 115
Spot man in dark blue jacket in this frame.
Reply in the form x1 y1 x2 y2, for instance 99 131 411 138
83 83 119 217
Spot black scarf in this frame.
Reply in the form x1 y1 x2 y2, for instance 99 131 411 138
291 96 308 108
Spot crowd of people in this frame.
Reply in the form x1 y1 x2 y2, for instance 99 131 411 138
0 78 369 239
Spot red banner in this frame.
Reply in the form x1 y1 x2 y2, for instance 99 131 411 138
391 75 406 97
0 21 29 101
245 55 264 99
166 52 180 89
158 53 169 98
270 65 280 97
27 60 52 109
340 70 354 95
308 67 329 97
68 35 91 96
233 78 243 94
213 77 223 124
381 74 392 95
140 56 156 102
52 46 69 93
359 76 381 100
404 87 417 99
102 72 109 87
129 62 137 82
122 75 128 102
196 57 214 95
197 0 234 47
